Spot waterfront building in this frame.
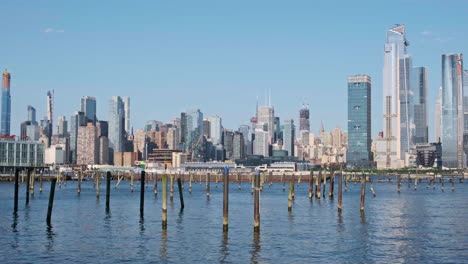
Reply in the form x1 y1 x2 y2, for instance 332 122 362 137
109 96 125 161
283 119 295 156
1 71 11 135
347 75 373 168
0 138 45 168
441 54 464 169
81 96 97 124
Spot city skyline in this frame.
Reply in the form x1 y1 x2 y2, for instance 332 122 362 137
2 1 467 138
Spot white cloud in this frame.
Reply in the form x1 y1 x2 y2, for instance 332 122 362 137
420 30 432 36
43 28 65 33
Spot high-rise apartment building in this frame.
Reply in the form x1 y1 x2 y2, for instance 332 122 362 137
186 109 203 157
376 25 409 168
208 116 222 145
283 119 295 156
81 96 97 124
70 111 86 164
253 129 269 157
332 127 342 148
1 71 11 135
238 124 252 156
347 75 373 168
232 131 245 160
57 116 68 137
412 67 428 144
109 96 125 161
77 123 99 165
123 97 131 134
299 104 310 134
256 105 275 145
223 130 234 160
441 54 464 169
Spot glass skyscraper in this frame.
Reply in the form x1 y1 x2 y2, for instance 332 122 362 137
412 67 428 144
347 75 372 168
109 96 125 158
441 54 464 169
81 96 97 124
186 109 203 159
70 111 86 164
283 119 295 157
1 71 11 135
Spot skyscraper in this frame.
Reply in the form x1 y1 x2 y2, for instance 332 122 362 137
376 25 409 168
186 109 203 159
46 91 54 146
109 96 125 160
253 129 269 156
232 131 245 160
435 87 442 142
70 111 86 163
123 97 131 134
256 105 275 145
208 116 222 145
238 124 252 156
412 67 428 144
299 104 310 134
1 71 11 135
81 96 97 124
441 54 464 169
223 130 234 160
27 105 37 125
347 75 372 168
283 119 295 156
57 116 68 137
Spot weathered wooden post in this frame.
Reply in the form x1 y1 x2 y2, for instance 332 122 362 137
177 174 184 211
360 175 366 213
397 174 401 193
223 167 229 232
189 172 192 194
407 173 411 188
291 174 295 200
39 170 43 193
344 174 348 192
338 172 343 213
308 171 313 199
288 179 294 212
441 175 445 192
130 171 134 192
329 171 334 198
162 173 168 229
206 172 211 199
14 168 19 214
414 177 418 191
140 170 145 216
322 171 326 198
96 171 100 198
46 178 57 226
451 175 455 191
31 170 35 196
77 170 82 194
269 171 273 188
370 178 376 197
154 173 158 196
106 171 111 211
316 171 321 199
26 169 31 205
170 174 174 201
282 173 285 191
254 170 260 233
237 173 241 190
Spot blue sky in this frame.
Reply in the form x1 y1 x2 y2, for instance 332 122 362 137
2 0 468 139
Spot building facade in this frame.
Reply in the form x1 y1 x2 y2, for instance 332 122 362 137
81 96 97 124
109 96 125 159
347 75 373 168
283 119 295 157
1 71 11 135
412 67 428 144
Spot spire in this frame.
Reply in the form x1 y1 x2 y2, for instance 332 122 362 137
320 120 325 133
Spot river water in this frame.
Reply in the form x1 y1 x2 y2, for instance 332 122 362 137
0 178 467 263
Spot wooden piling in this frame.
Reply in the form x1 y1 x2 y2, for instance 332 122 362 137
407 173 411 188
154 173 158 195
14 168 19 214
308 171 313 199
162 173 168 229
39 171 43 193
46 178 57 226
31 170 35 196
170 174 174 201
140 171 145 216
414 177 418 191
441 175 445 192
291 174 295 200
370 179 376 197
96 172 100 198
177 175 184 210
288 180 293 212
316 171 321 199
130 171 134 192
282 173 285 191
322 171 326 198
360 175 366 213
253 170 260 233
397 174 401 193
206 173 211 199
223 167 229 232
338 172 343 213
329 171 334 198
26 169 31 205
189 172 192 194
77 170 82 194
106 171 111 211
451 175 455 191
